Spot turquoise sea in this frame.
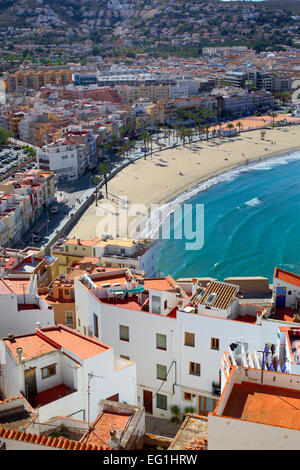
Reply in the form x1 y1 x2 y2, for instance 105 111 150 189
156 150 300 281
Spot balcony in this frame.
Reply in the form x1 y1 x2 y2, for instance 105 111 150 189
27 384 76 409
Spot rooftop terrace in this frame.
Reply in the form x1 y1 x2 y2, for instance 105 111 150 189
221 381 300 431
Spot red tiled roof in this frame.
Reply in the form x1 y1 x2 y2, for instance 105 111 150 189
28 384 75 409
0 427 105 450
4 334 56 362
82 411 130 448
222 381 300 430
0 395 23 405
274 267 300 288
38 325 110 359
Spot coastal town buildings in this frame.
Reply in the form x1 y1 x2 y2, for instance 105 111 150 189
72 266 300 419
0 273 54 337
6 67 73 93
51 237 158 277
37 139 87 182
0 324 137 424
0 397 145 450
0 169 56 223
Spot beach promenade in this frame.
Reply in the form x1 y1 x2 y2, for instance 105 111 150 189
69 122 300 240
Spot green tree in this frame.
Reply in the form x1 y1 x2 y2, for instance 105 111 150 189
0 129 12 146
100 162 110 199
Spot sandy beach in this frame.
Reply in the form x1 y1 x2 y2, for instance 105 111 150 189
69 125 300 240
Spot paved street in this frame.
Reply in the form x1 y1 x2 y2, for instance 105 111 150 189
145 415 181 438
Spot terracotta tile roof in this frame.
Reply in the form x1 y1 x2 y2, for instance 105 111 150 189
184 437 207 450
0 395 23 405
81 411 131 448
38 325 110 359
4 334 57 362
0 427 105 450
274 267 300 288
222 382 300 430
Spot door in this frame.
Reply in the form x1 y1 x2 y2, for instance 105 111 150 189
151 296 161 314
24 368 37 397
198 395 218 416
143 390 153 414
276 286 286 308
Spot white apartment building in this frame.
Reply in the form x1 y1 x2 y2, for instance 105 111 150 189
0 274 54 337
0 324 137 423
92 238 158 278
37 139 86 182
73 266 300 419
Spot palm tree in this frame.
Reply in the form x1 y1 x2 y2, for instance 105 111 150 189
141 132 149 159
167 129 172 147
100 161 109 199
269 112 277 127
147 135 153 156
218 121 223 138
227 123 235 136
205 124 210 141
236 121 243 135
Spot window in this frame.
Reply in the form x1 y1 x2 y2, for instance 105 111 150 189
93 313 99 338
156 333 167 350
78 318 81 327
183 392 192 401
120 325 129 341
120 355 130 360
211 338 219 350
65 311 74 325
156 393 167 410
199 396 218 416
189 362 201 376
164 300 167 310
84 326 87 336
185 332 195 347
157 364 167 380
41 364 56 379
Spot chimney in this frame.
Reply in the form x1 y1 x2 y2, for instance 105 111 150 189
36 321 41 329
16 347 23 365
108 429 120 450
256 310 262 326
77 239 81 245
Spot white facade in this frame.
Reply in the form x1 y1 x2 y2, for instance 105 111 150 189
37 141 86 182
74 275 289 419
0 325 137 424
92 239 158 277
0 279 54 337
208 366 300 450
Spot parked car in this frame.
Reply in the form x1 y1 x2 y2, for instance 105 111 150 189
50 206 59 214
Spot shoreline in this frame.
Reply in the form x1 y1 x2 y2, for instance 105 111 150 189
69 126 300 240
159 145 300 208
